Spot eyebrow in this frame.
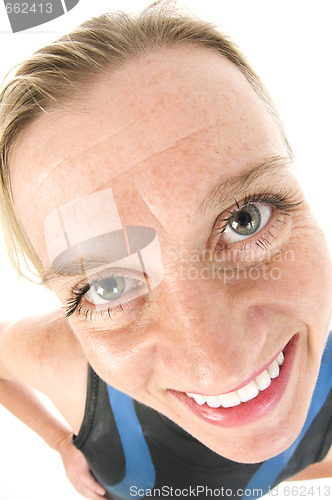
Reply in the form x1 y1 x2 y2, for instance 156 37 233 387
42 154 293 289
195 154 294 217
41 256 144 290
41 259 99 290
41 225 156 289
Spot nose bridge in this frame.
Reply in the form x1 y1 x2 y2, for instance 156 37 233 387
154 269 268 391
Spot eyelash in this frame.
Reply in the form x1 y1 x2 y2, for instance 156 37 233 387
65 189 302 321
215 189 301 250
64 276 135 320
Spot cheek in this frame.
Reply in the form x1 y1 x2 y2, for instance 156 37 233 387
254 228 332 329
286 231 332 321
71 320 156 394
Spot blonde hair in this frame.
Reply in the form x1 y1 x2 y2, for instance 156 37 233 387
0 1 292 280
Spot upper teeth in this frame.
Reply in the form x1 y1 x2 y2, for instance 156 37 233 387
186 351 284 408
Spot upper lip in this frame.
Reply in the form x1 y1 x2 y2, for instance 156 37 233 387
178 342 288 397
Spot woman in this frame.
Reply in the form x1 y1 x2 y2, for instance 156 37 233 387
0 3 332 499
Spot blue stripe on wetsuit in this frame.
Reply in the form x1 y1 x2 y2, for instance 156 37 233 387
103 386 156 499
244 333 332 499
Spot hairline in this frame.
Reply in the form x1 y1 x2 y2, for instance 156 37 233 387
0 4 294 280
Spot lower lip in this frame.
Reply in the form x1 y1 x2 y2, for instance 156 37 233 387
172 334 299 427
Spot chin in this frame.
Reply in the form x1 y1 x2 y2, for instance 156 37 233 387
190 407 309 465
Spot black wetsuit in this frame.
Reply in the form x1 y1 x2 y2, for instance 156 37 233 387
73 333 332 499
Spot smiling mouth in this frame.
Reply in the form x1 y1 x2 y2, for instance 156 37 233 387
172 334 298 427
186 351 284 409
171 332 299 427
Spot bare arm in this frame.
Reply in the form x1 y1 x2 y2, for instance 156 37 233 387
0 314 106 499
0 377 73 450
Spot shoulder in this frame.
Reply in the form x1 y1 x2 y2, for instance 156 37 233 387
0 309 83 383
0 310 88 432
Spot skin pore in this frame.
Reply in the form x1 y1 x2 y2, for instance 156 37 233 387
9 45 332 464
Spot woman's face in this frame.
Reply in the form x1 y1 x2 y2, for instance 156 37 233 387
10 46 332 463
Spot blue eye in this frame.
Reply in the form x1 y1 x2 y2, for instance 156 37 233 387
65 270 149 319
222 203 272 244
85 275 140 306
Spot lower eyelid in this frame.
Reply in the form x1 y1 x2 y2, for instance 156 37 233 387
75 294 147 326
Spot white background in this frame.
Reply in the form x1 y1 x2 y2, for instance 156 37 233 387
0 1 331 499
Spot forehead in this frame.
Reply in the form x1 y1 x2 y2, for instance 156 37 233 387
10 45 285 261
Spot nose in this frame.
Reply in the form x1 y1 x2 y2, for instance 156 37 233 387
152 272 269 394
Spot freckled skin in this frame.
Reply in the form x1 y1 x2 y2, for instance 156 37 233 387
10 46 332 463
